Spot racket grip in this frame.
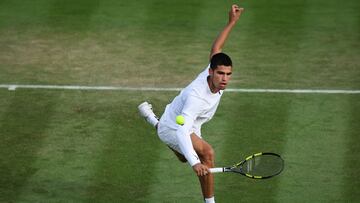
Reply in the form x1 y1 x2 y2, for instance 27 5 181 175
209 167 224 173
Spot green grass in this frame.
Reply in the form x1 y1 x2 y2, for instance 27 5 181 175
1 90 359 202
0 0 359 202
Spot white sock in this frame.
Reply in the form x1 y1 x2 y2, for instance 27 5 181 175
146 115 159 128
205 196 215 203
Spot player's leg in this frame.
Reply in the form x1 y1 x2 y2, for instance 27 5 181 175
157 122 215 202
190 133 215 202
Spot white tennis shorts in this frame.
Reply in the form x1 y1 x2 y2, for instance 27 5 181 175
157 121 183 154
157 115 202 154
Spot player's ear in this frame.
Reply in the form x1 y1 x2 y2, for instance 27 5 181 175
208 68 214 76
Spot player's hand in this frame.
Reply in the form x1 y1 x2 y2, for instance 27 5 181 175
192 163 209 176
228 4 244 24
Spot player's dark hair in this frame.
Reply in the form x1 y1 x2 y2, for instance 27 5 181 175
210 52 232 70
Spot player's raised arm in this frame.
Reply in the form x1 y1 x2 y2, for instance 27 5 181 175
210 5 244 60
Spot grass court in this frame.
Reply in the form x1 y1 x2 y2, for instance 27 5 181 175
0 0 359 202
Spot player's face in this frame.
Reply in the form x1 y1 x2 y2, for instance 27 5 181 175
208 65 232 93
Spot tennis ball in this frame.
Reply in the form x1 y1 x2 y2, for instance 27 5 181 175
176 115 185 125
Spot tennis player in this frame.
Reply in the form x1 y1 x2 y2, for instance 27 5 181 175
138 5 244 203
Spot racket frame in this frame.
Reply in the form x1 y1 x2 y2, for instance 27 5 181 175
209 152 284 179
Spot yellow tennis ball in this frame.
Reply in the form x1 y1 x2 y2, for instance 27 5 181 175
176 115 185 125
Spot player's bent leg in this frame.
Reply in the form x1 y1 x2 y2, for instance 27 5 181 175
191 134 215 167
190 133 215 201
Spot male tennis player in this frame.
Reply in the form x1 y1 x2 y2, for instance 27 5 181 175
138 5 244 203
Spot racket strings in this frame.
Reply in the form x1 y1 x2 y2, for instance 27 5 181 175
243 154 284 177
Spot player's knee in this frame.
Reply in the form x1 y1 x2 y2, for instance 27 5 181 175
200 147 215 165
206 147 215 161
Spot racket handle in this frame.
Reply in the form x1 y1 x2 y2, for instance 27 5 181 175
209 167 224 173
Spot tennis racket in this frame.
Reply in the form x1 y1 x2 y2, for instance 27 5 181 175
209 152 284 179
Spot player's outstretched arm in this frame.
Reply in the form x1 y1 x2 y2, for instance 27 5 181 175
210 5 244 59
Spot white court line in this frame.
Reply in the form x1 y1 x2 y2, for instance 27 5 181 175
0 84 181 92
0 84 360 94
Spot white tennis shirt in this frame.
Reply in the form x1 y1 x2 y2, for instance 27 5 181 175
161 64 223 166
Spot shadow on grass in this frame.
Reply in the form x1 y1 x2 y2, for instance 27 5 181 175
0 90 58 202
47 0 100 30
83 92 166 202
343 95 360 201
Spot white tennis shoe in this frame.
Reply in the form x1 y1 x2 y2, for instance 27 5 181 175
138 101 154 117
138 101 159 127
